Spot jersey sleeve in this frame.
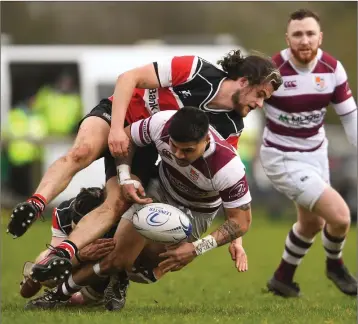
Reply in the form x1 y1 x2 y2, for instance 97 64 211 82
331 61 357 116
154 56 200 87
214 157 252 209
51 208 68 238
130 110 176 147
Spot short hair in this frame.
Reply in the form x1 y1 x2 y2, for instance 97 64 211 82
71 187 105 224
288 8 321 25
217 49 283 91
168 107 209 143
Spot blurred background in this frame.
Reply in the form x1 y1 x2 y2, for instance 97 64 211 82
1 1 357 222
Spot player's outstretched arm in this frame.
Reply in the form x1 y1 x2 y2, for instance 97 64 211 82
109 64 161 158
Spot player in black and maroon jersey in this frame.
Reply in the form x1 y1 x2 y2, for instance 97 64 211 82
8 50 282 282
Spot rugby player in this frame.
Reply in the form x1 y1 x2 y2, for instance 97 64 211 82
25 107 252 310
260 9 357 297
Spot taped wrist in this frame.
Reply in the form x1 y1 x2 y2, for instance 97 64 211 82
192 235 218 256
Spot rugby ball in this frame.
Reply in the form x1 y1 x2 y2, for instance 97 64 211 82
132 203 192 244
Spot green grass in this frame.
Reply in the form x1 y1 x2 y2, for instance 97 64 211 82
1 215 356 324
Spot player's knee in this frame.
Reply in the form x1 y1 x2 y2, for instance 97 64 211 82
299 218 324 237
67 143 94 169
329 202 351 231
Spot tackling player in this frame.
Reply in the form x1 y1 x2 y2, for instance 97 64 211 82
9 50 281 283
260 9 357 297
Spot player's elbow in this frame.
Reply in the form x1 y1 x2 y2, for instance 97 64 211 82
234 206 252 236
239 213 252 236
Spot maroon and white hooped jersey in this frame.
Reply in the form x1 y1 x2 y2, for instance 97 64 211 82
263 48 356 152
130 111 251 213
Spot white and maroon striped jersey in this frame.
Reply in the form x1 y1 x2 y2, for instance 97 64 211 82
130 111 252 214
263 48 357 152
109 56 244 148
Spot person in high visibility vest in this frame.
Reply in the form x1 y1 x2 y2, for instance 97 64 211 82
2 106 48 196
32 71 82 136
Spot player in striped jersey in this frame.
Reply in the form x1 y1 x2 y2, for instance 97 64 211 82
24 108 250 311
260 9 357 297
9 50 282 283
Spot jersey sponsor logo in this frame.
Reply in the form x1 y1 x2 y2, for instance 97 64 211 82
283 80 297 89
278 110 326 125
142 119 151 143
189 168 199 181
166 171 209 198
314 76 327 92
148 89 160 114
228 179 248 200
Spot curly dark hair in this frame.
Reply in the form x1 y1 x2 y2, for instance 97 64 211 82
71 187 106 224
217 49 283 91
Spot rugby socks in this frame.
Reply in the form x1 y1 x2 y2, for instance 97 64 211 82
54 240 78 260
321 225 345 270
274 223 314 283
27 194 47 215
57 275 83 299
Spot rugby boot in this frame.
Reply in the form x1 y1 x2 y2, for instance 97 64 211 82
326 264 357 296
104 272 130 311
24 287 70 310
267 276 301 297
7 198 45 238
30 245 72 283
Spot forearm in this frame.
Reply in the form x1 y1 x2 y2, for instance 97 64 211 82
111 74 137 130
115 139 137 169
340 109 357 147
211 214 249 246
192 203 251 255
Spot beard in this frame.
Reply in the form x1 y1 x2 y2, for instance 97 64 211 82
232 89 249 117
290 46 318 64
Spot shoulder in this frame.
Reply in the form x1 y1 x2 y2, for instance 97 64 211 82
317 49 338 71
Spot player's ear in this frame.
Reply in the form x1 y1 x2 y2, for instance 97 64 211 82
205 134 210 144
285 33 290 47
318 31 323 46
238 77 249 88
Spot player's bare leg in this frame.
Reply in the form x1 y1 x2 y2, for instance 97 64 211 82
30 176 130 283
268 186 356 297
7 117 110 238
26 220 149 310
313 187 356 295
267 205 324 297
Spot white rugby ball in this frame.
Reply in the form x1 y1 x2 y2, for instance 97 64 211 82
132 203 192 244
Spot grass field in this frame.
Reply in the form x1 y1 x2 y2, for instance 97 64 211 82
1 215 357 324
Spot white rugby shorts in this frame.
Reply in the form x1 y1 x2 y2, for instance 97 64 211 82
259 140 330 211
121 178 219 241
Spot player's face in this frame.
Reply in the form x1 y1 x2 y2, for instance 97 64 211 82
169 135 209 167
286 17 322 65
232 81 274 117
